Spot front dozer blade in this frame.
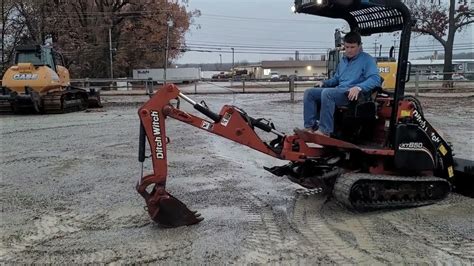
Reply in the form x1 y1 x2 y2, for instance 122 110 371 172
87 89 102 108
453 157 474 197
146 193 203 228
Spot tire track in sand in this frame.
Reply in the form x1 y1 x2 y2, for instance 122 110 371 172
384 208 472 264
417 205 474 261
236 194 317 264
329 213 393 263
1 211 81 263
1 209 160 264
291 193 379 264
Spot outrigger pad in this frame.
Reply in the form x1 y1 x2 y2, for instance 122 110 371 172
151 194 204 228
87 96 102 108
265 162 341 192
264 164 294 177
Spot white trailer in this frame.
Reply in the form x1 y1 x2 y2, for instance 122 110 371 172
132 68 201 83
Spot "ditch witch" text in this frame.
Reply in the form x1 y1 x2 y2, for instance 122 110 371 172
150 111 164 159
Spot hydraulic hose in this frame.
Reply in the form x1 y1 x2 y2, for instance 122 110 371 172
138 122 146 163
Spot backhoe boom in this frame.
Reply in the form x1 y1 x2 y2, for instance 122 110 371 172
137 84 323 227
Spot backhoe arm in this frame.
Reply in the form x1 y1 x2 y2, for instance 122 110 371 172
137 84 322 227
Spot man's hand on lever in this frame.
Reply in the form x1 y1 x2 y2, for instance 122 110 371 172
348 86 362 101
314 81 323 87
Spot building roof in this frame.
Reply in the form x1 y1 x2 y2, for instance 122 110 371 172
410 59 474 65
261 60 326 68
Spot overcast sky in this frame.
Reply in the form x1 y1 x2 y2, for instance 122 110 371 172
176 0 473 64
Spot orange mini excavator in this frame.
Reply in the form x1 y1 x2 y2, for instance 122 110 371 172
136 0 474 227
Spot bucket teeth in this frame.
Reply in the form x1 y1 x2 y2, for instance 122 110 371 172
150 194 203 228
140 186 203 228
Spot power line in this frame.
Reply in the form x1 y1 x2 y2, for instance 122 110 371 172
198 14 341 24
57 45 474 57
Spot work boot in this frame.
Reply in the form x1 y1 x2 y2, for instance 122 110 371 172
314 130 329 136
294 127 315 134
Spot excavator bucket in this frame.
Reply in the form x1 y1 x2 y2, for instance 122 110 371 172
152 194 203 227
137 118 203 227
140 184 203 228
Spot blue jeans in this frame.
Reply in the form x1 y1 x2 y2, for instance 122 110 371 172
303 87 349 134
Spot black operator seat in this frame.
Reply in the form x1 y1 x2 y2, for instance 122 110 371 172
337 76 384 119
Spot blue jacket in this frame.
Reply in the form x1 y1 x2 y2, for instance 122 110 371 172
323 51 381 92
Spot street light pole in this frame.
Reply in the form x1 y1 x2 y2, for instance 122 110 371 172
109 27 114 79
1 0 4 72
231 47 234 71
374 39 378 57
164 18 173 84
230 47 235 84
231 47 235 81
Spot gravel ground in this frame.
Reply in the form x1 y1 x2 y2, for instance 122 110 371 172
1 93 473 264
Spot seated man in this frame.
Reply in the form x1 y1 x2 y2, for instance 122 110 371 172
303 31 381 136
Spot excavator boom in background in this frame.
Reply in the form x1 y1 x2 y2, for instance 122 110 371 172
1 45 101 114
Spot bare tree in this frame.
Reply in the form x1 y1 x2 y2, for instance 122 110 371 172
406 0 473 84
1 0 19 74
1 0 199 78
45 0 200 78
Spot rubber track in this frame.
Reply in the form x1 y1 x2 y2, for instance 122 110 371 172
333 173 450 210
42 92 86 114
0 92 85 114
0 99 13 113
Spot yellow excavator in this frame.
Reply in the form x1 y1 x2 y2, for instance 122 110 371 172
0 45 101 114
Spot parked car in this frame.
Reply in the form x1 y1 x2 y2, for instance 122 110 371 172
279 75 288 81
452 73 467 80
212 71 232 81
288 74 298 81
428 73 443 80
270 73 280 82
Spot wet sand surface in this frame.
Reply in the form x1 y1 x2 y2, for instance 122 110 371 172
1 93 473 264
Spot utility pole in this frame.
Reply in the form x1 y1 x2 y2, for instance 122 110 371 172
164 18 173 84
219 54 222 67
231 48 235 70
231 47 235 80
374 39 378 57
1 0 4 73
109 28 114 79
392 32 399 59
393 39 397 58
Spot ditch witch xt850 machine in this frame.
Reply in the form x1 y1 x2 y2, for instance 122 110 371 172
136 0 474 227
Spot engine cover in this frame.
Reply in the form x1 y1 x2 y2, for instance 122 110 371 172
394 123 436 171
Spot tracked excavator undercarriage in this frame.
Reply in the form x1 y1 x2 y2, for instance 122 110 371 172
0 86 101 114
0 88 102 114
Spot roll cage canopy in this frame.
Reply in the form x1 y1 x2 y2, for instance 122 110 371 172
294 0 414 146
294 0 411 35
